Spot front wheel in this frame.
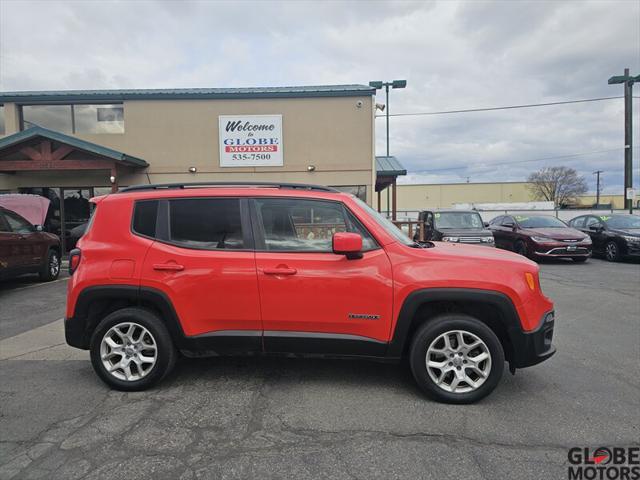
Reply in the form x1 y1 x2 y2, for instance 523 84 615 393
409 314 505 404
514 240 528 258
39 249 60 281
605 241 621 262
90 308 177 391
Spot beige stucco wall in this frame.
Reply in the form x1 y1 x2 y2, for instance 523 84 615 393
0 95 375 202
381 182 533 211
378 182 629 211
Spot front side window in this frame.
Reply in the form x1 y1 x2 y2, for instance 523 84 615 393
21 104 124 134
4 210 34 233
570 217 585 228
169 198 244 250
255 198 377 252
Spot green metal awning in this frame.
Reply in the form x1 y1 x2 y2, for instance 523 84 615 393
376 156 407 177
0 126 148 168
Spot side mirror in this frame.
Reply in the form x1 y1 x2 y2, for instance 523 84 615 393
35 225 43 232
589 224 603 232
483 222 490 228
333 232 363 260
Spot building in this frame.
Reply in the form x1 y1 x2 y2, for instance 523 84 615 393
380 182 629 213
0 85 407 252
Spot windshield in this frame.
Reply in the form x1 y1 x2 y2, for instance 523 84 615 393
434 212 484 229
354 198 414 246
515 216 567 228
602 215 640 229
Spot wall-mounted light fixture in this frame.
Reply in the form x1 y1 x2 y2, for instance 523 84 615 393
188 167 197 173
109 175 116 184
307 165 316 172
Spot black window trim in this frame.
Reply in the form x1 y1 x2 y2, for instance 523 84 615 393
249 196 381 254
130 199 162 241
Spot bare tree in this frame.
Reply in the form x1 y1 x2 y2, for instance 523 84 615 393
526 167 588 207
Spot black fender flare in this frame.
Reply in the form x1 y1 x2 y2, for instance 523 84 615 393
386 288 522 358
67 285 186 349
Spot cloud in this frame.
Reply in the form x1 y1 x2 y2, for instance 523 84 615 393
0 0 638 194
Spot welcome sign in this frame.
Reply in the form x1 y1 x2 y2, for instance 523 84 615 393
219 115 283 167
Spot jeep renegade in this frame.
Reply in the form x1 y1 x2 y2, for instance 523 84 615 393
65 183 555 404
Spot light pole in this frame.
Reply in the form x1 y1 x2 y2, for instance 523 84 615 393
608 68 639 213
369 80 407 218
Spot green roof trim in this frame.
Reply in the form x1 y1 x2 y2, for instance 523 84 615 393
376 156 407 176
0 85 375 103
0 126 148 168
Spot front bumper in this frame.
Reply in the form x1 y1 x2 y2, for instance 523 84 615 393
532 244 591 258
509 311 556 368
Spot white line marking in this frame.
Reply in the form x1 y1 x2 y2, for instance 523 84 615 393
0 277 68 293
0 318 87 361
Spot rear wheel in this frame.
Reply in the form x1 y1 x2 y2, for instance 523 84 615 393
90 308 176 391
605 241 621 262
39 249 60 281
409 314 504 404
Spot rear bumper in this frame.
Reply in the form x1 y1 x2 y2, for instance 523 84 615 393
509 311 556 368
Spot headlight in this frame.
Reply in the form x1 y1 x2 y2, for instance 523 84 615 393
481 236 494 243
442 236 459 242
580 236 592 244
622 235 640 243
531 236 553 243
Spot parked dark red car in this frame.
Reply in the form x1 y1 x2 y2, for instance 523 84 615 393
488 214 591 262
0 206 62 282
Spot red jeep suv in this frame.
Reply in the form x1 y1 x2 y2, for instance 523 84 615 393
65 183 555 404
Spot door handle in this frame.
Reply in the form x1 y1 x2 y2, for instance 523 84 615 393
153 263 185 271
263 267 297 275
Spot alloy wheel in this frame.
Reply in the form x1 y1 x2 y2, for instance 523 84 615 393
425 330 492 393
49 252 60 277
100 322 158 381
605 242 618 261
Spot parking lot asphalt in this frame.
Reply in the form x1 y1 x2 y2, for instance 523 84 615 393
0 258 638 480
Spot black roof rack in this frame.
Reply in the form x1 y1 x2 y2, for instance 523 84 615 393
119 182 340 193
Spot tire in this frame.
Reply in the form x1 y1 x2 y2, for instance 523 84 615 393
572 257 588 263
39 248 60 281
409 314 505 404
90 308 177 391
604 241 621 262
514 240 528 258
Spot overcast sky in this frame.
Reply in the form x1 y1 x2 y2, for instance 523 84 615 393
1 0 638 193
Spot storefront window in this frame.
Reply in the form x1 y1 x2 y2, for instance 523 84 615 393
74 104 124 133
21 104 124 134
332 185 367 201
0 105 5 134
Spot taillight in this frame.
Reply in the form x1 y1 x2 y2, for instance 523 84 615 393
69 248 81 275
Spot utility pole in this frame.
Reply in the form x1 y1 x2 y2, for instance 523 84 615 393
593 170 603 207
608 68 639 213
369 80 407 220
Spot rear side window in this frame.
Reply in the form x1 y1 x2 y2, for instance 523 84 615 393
168 198 244 250
0 213 9 232
132 200 158 238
